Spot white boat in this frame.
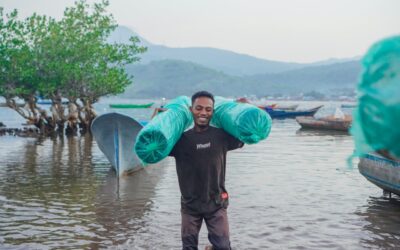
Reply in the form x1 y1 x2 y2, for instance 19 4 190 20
358 153 400 196
91 112 144 177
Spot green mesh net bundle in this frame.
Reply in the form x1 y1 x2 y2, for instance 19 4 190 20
351 35 400 159
212 96 272 144
135 95 272 164
134 96 193 164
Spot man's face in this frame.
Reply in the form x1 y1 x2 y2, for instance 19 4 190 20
190 97 214 128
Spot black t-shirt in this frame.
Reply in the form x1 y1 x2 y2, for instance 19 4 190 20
169 126 244 215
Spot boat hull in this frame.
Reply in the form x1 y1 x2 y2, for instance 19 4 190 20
358 153 400 195
264 105 322 119
91 112 144 176
296 116 351 131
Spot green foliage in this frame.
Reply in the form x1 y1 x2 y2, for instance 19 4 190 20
0 0 146 103
35 0 146 101
0 8 34 99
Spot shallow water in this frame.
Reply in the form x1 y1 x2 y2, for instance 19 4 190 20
1 101 400 249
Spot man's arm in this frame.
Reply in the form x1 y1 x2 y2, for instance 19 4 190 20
225 132 244 151
151 107 167 119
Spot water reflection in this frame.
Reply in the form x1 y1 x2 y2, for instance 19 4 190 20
0 135 165 249
357 196 400 248
93 163 165 248
295 128 349 137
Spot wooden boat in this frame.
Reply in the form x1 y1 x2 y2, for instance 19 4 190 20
109 102 154 109
341 103 357 108
296 115 352 132
264 105 323 119
91 112 144 177
358 153 400 196
275 104 299 110
0 102 24 108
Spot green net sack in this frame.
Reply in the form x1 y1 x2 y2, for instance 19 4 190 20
212 96 272 144
351 35 400 158
134 96 193 164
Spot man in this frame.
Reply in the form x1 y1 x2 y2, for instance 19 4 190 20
169 91 244 250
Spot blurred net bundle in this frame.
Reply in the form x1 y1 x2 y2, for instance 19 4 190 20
212 96 272 144
351 35 400 158
134 96 192 164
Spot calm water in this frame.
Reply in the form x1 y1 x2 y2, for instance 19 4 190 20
1 101 400 249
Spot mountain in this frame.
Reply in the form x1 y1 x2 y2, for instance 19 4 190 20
109 26 361 98
245 61 361 94
308 56 362 67
110 26 359 76
140 45 305 76
123 60 243 98
123 60 361 98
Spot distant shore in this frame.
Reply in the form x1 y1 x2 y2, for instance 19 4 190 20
0 125 40 137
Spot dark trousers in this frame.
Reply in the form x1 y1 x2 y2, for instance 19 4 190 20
181 208 231 250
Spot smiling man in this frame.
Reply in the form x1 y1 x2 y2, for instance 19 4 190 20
169 91 244 250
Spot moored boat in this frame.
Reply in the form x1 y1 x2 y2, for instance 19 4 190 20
358 153 400 196
91 112 145 177
0 102 24 108
275 104 299 110
341 103 357 108
264 105 323 119
296 115 352 132
109 103 154 109
37 98 69 105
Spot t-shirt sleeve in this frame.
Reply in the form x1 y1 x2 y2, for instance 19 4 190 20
169 144 177 157
225 131 244 151
169 137 182 157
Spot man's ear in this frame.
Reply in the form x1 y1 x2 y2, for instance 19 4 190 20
189 106 193 112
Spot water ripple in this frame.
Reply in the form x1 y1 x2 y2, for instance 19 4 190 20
1 106 400 248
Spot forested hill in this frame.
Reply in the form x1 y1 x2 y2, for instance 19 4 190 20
110 26 361 98
122 60 361 98
111 26 359 76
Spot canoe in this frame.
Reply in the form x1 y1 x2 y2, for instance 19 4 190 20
275 104 299 110
109 103 154 109
296 115 352 132
264 105 323 119
91 112 144 177
341 103 357 108
358 153 400 196
0 102 24 108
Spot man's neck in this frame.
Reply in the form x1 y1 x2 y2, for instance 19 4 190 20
194 125 210 132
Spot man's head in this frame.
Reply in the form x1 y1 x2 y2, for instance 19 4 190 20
190 91 215 131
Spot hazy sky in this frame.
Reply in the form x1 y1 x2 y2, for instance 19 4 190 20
1 0 399 63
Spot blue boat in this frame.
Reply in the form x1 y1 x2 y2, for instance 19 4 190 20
358 153 400 196
91 112 145 177
37 98 69 105
264 105 323 119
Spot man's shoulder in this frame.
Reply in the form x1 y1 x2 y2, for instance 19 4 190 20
182 127 195 136
210 126 230 136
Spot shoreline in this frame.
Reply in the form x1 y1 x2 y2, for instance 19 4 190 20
0 126 41 137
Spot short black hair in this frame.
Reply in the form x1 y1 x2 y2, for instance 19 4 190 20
191 91 215 105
